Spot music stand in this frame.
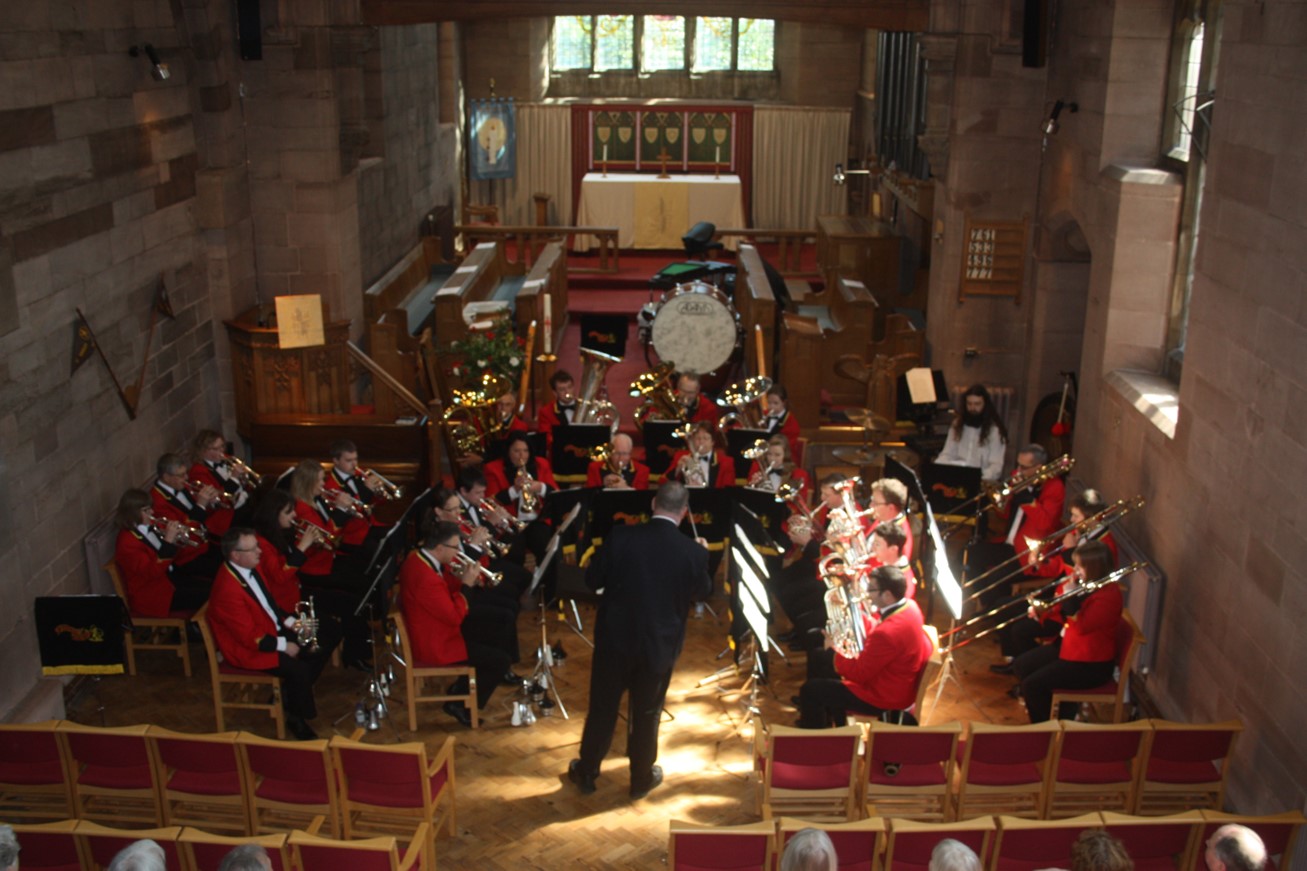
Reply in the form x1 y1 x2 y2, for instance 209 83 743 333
642 419 684 477
526 504 584 719
725 427 770 484
550 423 609 486
36 595 128 725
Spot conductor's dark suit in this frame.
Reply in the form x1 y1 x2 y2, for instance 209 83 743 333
576 514 711 790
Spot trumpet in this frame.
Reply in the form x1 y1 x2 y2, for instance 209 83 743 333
292 518 340 551
330 490 372 521
222 453 263 487
293 598 319 652
451 551 503 587
147 516 207 548
186 478 235 510
478 498 527 533
359 468 402 501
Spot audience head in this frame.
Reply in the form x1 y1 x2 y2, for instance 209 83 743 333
1205 824 1267 871
0 824 18 871
219 843 273 871
106 839 166 871
653 481 690 519
115 488 153 529
930 839 982 871
780 827 838 871
1070 830 1133 871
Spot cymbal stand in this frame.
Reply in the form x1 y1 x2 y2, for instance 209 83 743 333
530 588 569 719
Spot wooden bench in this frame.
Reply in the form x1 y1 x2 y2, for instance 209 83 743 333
431 241 522 346
363 237 456 337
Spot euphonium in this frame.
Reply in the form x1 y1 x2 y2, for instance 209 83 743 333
820 564 872 658
294 598 319 652
716 375 772 431
442 371 510 458
629 361 686 423
452 550 504 587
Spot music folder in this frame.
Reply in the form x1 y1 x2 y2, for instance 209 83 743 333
550 422 609 484
724 427 770 485
642 419 684 476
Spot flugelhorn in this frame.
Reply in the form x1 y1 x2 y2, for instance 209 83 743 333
452 550 503 587
716 375 772 431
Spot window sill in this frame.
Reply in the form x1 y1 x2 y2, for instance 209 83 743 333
1104 369 1179 439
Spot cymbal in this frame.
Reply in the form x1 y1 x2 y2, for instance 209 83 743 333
844 407 892 435
832 445 921 468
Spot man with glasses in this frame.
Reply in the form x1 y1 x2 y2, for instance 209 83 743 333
795 565 933 728
207 528 338 740
399 521 512 727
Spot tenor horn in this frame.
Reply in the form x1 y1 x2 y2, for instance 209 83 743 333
716 375 772 431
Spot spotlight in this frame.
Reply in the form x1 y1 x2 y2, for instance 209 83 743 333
129 44 171 82
1041 99 1078 136
832 162 875 186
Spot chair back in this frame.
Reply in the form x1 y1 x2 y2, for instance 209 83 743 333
991 814 1103 871
778 817 884 871
769 726 862 790
1115 612 1141 670
0 721 72 820
668 819 776 871
1056 720 1149 766
9 820 82 871
883 817 996 871
178 829 291 871
1146 720 1241 767
868 721 960 770
333 740 434 811
60 723 155 781
76 821 184 870
149 726 244 784
966 722 1058 767
238 733 334 804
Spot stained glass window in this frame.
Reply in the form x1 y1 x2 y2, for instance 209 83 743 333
552 16 772 75
552 15 591 71
594 15 634 71
692 17 733 72
642 16 686 71
737 19 775 71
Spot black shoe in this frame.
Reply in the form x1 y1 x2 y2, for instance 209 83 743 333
567 759 596 794
344 657 374 672
501 670 523 687
443 701 473 727
286 715 318 741
989 662 1015 675
630 765 662 799
1007 684 1023 699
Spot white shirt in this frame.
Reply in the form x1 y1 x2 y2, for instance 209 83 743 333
228 562 294 651
935 424 1007 482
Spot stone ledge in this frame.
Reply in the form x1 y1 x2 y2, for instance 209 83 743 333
1105 368 1179 439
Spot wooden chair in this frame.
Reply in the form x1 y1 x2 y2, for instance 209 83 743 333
1193 811 1307 871
104 560 194 676
146 725 251 835
1044 720 1152 818
668 819 776 871
390 610 478 730
1050 611 1144 722
289 822 428 871
9 820 83 871
1135 719 1242 815
178 828 291 871
759 724 864 821
1101 810 1205 871
778 817 885 871
195 603 286 739
0 720 74 822
56 721 164 827
848 626 943 729
237 731 341 837
861 721 962 822
330 734 457 867
990 813 1104 871
883 816 997 871
952 721 1059 820
75 820 183 870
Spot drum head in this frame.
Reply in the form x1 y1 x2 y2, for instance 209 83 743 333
651 282 738 374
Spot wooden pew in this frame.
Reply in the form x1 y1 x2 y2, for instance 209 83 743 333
778 274 879 408
734 243 779 373
514 241 570 410
363 237 456 336
432 241 524 346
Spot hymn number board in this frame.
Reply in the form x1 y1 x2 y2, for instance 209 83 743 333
590 109 734 171
958 217 1027 302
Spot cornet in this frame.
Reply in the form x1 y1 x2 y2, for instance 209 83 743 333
186 478 235 510
294 599 319 652
478 498 526 533
359 468 402 501
330 490 372 520
515 464 542 514
147 516 207 548
452 551 503 587
222 453 263 487
292 518 340 551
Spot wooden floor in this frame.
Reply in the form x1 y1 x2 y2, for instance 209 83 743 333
66 594 1028 870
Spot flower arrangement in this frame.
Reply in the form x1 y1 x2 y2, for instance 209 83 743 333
447 316 525 384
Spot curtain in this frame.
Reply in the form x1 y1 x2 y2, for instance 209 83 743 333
752 106 851 230
469 103 573 226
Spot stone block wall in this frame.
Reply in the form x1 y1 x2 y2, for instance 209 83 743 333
0 0 219 716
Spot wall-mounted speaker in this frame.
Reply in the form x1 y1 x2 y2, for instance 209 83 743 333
1022 0 1048 68
237 0 262 61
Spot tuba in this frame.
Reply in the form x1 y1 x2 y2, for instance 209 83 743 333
716 375 772 431
575 347 622 429
629 361 687 423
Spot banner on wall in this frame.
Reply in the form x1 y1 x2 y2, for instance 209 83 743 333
469 98 517 180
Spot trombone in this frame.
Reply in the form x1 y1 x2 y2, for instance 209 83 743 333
942 562 1147 653
452 551 504 587
940 454 1076 537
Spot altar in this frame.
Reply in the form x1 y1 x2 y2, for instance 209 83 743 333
573 172 746 252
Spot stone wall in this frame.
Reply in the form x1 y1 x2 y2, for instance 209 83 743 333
0 0 220 716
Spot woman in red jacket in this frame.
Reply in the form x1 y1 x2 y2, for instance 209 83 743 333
112 489 212 617
661 421 736 488
288 459 368 594
1013 539 1123 722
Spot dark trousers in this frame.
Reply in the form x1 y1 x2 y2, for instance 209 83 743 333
463 599 521 664
1014 642 1115 722
998 607 1061 658
577 651 673 788
450 641 511 709
300 584 373 663
267 649 328 720
797 678 885 728
169 577 211 612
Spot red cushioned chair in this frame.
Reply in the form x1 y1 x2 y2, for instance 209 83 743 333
1101 810 1205 871
104 560 194 677
390 610 478 730
883 816 997 871
178 829 291 871
861 720 962 822
290 822 428 871
1044 720 1152 818
1050 611 1144 723
195 603 285 739
0 721 74 822
991 813 1104 871
1192 811 1307 871
330 734 457 869
668 819 776 871
75 820 183 870
146 725 251 835
778 817 885 871
759 724 863 822
57 722 164 827
1135 719 1242 815
237 731 341 838
953 721 1060 820
9 820 83 871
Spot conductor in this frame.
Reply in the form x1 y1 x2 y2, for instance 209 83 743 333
567 482 711 800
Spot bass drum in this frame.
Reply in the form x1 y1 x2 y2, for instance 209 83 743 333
649 281 740 377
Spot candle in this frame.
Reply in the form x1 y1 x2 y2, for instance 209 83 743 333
542 293 553 354
602 144 608 163
715 145 721 165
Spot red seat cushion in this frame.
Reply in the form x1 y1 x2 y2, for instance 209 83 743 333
771 760 852 790
256 776 329 804
1056 758 1132 784
964 759 1042 786
869 761 946 787
168 767 242 796
0 758 65 785
1145 758 1220 783
79 763 154 789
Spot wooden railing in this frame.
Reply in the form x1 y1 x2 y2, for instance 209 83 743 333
716 228 820 278
455 224 622 274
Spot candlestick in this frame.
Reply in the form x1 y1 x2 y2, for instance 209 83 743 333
715 145 720 164
602 144 608 163
542 293 552 355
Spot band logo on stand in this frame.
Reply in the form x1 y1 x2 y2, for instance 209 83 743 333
35 596 127 676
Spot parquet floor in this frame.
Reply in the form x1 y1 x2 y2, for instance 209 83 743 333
66 593 1028 870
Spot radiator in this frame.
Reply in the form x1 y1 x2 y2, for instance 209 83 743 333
949 384 1016 435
